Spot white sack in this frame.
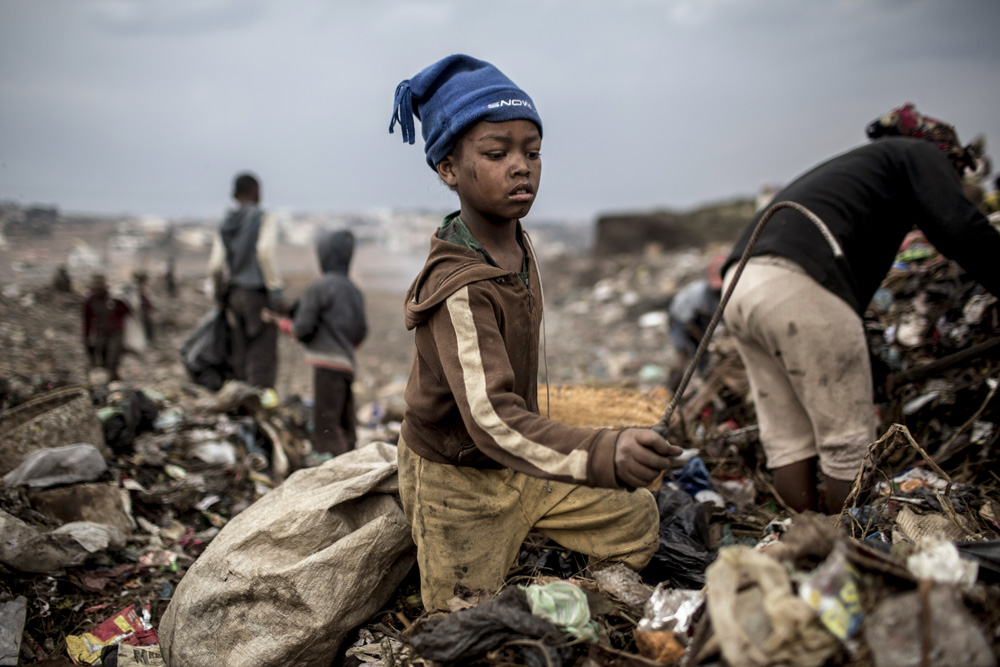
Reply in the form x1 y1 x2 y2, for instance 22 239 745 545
159 441 415 667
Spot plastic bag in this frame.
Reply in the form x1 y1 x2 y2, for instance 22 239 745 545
122 308 148 356
0 510 127 573
705 546 838 667
408 586 572 667
2 443 107 489
798 544 864 640
521 580 599 643
674 456 712 497
181 308 233 391
642 485 716 588
956 539 1000 583
637 584 704 634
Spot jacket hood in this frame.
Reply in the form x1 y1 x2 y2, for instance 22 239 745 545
318 229 354 275
404 235 509 330
220 205 257 242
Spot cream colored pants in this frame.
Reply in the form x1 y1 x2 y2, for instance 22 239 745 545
397 438 659 610
723 257 877 481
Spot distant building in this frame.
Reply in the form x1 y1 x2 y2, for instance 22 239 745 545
3 205 58 237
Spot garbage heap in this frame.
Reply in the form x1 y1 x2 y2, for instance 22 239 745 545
0 375 354 665
1 233 998 666
334 237 1000 666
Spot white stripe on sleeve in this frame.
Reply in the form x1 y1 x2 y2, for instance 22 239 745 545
447 286 589 481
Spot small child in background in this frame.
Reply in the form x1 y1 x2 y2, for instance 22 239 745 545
82 274 131 382
164 257 178 299
265 230 367 458
132 269 155 343
52 264 72 292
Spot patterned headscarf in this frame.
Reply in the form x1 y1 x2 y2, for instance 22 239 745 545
866 103 977 174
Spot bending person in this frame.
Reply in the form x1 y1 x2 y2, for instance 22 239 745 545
722 103 1000 513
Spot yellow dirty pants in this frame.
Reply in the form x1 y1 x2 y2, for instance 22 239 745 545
397 438 660 611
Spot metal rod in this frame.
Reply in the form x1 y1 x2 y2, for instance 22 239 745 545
652 200 842 437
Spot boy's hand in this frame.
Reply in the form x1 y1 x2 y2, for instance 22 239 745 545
614 428 683 489
260 308 278 324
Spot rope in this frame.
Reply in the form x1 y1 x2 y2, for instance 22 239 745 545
652 200 843 437
524 231 551 418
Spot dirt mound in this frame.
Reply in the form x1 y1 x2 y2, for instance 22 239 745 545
542 384 669 430
594 198 755 256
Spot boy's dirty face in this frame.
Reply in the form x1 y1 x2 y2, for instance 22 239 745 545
437 119 541 223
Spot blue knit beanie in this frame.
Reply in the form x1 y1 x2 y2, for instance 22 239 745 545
389 54 543 169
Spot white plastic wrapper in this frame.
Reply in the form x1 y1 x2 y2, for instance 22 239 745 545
636 583 704 634
907 537 978 590
694 489 726 509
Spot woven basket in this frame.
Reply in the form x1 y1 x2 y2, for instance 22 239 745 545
0 385 108 476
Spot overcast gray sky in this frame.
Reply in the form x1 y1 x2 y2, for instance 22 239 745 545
2 0 998 221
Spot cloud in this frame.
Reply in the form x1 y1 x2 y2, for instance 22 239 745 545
372 1 455 33
87 0 268 36
1 0 999 218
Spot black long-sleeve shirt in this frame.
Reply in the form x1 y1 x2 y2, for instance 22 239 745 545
725 138 1000 315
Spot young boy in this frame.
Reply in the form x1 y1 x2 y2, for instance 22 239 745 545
389 54 680 610
207 172 284 389
82 273 131 382
265 230 367 457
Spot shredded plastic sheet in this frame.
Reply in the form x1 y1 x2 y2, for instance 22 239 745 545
2 443 107 490
637 584 703 634
0 510 127 574
521 580 599 643
590 562 654 609
907 537 979 589
797 545 864 640
0 597 27 667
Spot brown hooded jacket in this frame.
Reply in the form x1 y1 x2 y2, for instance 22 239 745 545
400 223 620 488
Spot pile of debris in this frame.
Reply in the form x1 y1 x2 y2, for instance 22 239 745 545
0 230 998 666
0 376 334 664
332 235 1000 666
867 230 1000 457
539 246 722 389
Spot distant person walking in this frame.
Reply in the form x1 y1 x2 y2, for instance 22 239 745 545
208 172 284 389
665 254 726 391
52 264 72 292
132 269 154 343
164 256 177 299
265 229 367 458
82 273 130 382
